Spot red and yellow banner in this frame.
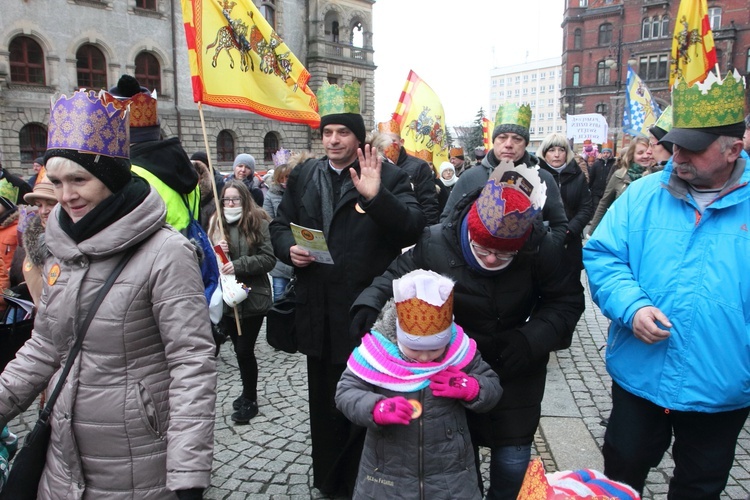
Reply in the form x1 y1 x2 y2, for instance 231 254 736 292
392 70 448 166
482 117 493 152
669 0 716 87
181 0 319 126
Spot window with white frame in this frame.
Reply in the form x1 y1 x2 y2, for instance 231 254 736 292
638 53 669 81
708 7 721 30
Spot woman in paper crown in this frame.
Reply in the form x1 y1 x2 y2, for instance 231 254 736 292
336 269 502 499
351 162 585 499
0 90 217 499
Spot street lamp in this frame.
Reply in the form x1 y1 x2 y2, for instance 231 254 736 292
605 30 625 152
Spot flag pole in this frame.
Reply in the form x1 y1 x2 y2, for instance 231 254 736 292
714 63 721 81
198 102 244 337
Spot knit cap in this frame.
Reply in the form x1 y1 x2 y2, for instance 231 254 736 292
394 270 455 351
233 153 256 174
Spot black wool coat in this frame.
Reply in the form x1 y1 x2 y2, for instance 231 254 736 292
353 191 584 447
396 147 441 225
270 157 425 363
538 158 594 270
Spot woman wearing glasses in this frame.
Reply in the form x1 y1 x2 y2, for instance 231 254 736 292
350 165 584 499
208 180 276 424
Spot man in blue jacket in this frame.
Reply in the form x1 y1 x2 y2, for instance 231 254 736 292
583 70 750 499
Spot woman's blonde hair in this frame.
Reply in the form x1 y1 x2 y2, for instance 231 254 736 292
617 136 650 170
537 133 573 164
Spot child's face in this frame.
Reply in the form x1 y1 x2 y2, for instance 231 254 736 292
401 345 446 363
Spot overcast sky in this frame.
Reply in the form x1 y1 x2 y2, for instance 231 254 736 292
371 0 565 127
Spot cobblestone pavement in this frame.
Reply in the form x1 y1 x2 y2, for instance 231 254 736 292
7 276 750 499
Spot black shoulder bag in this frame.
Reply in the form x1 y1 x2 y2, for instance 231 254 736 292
0 247 137 500
265 275 297 354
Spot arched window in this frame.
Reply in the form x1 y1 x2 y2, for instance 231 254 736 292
572 66 581 87
9 36 45 85
351 22 363 48
574 29 582 49
651 17 661 38
76 44 107 90
598 23 613 46
135 52 161 94
263 132 279 162
217 130 235 162
19 123 47 164
260 0 276 30
661 16 669 37
596 60 610 85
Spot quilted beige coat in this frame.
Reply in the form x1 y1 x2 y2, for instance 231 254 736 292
0 189 217 499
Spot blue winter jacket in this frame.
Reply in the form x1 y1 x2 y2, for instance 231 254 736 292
583 154 750 412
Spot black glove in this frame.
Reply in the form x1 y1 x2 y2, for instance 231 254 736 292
349 306 379 342
499 330 532 381
176 488 204 500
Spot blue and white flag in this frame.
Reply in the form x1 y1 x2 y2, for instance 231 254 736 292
622 67 661 137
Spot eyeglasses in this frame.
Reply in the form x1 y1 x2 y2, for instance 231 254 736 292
470 242 518 260
221 197 242 205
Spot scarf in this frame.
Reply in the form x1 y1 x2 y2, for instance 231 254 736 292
310 161 336 239
627 163 646 182
58 176 151 244
223 206 242 224
347 325 476 393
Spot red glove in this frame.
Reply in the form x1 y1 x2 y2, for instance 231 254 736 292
430 365 480 402
372 397 413 426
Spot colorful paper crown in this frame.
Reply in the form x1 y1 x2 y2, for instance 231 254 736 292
468 161 547 251
393 270 455 350
378 119 400 136
654 105 673 132
449 147 464 158
317 81 361 116
47 90 130 158
494 103 532 129
111 91 157 129
672 70 746 128
517 458 639 500
272 148 293 167
414 149 433 162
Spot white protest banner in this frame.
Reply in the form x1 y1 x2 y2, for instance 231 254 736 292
566 114 609 144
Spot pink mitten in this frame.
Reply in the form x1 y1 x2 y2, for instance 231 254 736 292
372 397 413 426
430 365 480 402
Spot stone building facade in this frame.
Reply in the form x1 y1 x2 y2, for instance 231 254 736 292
560 0 750 150
0 0 376 177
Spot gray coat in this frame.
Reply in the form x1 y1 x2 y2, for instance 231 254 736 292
263 184 294 280
335 304 502 499
0 189 217 499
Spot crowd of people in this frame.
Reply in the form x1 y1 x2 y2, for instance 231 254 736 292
0 68 748 500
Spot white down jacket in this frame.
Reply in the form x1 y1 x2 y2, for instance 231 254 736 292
0 189 217 499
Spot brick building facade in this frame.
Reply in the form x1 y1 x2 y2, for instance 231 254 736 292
561 0 750 150
0 0 376 177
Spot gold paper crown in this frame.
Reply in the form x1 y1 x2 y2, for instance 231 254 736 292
449 147 464 158
672 70 746 128
317 81 361 116
396 294 454 337
494 103 532 129
378 119 400 136
414 149 433 162
393 269 454 337
653 105 673 132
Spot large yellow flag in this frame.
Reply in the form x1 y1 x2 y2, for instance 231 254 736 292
392 71 448 166
669 0 716 87
181 0 319 126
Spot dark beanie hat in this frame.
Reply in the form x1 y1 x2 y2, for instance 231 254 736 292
492 124 530 145
190 151 209 164
319 113 366 145
34 156 45 166
648 125 673 154
44 149 132 193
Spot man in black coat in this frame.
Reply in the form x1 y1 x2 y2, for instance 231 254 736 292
588 147 616 213
371 126 441 225
352 165 585 499
440 112 569 246
270 91 425 496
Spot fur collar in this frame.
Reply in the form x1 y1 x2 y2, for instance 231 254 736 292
22 215 49 267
